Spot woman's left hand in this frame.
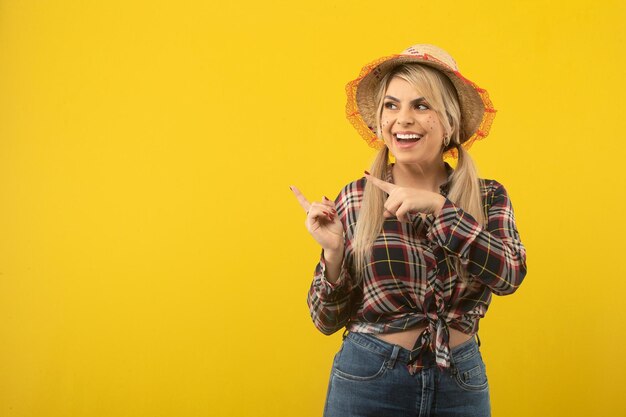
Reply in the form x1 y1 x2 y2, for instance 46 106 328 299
364 171 446 223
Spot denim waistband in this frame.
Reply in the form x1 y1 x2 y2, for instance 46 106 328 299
343 330 480 367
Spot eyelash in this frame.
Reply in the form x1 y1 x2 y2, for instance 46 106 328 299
383 102 429 110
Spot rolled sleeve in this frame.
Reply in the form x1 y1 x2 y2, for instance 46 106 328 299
307 248 356 335
426 181 527 296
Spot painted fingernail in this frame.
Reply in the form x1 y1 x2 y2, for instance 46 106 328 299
364 170 371 175
323 195 330 201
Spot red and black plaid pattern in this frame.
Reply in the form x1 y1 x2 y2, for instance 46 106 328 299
306 163 527 372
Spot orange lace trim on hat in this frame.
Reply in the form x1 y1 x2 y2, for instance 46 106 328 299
345 53 496 160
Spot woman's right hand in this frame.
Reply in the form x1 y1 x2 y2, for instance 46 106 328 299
290 185 344 253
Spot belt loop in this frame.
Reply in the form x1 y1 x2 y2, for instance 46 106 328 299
475 333 481 347
342 328 349 340
387 345 401 369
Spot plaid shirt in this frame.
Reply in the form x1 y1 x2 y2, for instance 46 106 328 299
306 162 527 374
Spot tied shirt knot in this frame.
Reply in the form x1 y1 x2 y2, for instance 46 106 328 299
406 315 452 375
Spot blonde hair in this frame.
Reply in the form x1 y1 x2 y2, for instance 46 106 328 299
352 64 487 285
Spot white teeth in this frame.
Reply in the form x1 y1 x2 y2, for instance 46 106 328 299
395 133 422 139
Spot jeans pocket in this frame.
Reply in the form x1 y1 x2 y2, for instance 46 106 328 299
332 339 388 382
451 350 488 392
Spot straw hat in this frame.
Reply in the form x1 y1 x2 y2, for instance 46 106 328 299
345 44 496 159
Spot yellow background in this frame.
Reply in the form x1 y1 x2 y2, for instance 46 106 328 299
1 1 624 416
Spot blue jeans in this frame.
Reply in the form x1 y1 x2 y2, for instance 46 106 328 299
323 331 491 417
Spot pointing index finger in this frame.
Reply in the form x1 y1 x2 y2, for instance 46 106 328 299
289 185 311 213
364 171 395 194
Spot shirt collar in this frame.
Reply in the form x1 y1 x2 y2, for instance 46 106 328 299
385 162 454 197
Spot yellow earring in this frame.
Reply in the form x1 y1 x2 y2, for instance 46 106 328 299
387 150 396 164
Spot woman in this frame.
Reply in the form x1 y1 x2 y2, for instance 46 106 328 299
290 44 527 417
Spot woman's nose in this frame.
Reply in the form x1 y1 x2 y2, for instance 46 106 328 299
396 108 414 125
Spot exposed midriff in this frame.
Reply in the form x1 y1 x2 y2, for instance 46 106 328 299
373 326 473 351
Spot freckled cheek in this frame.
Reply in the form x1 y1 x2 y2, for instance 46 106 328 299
380 119 393 143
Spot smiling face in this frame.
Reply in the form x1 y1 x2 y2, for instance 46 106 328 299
379 76 448 166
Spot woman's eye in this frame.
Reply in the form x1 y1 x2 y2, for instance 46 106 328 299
383 102 429 110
